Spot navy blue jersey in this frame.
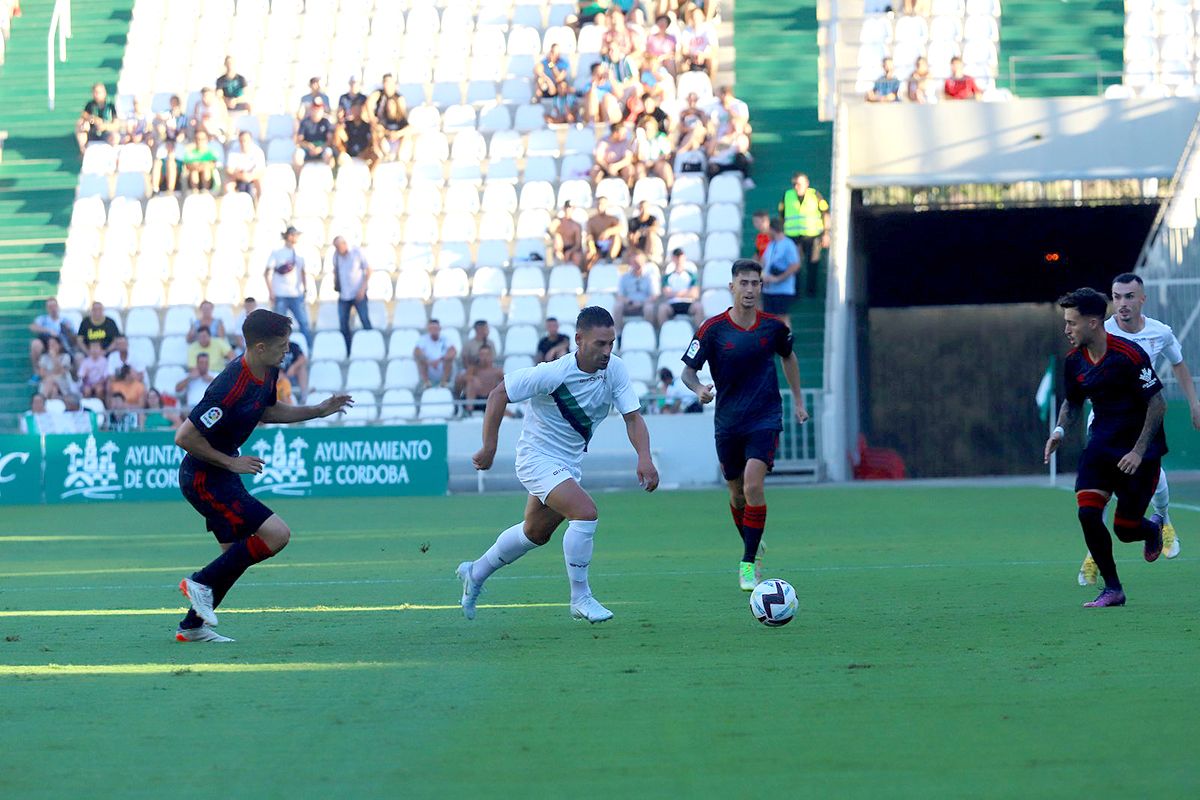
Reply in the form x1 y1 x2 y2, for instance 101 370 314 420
1066 334 1167 459
185 356 278 471
681 309 793 435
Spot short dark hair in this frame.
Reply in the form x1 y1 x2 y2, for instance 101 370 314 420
1057 287 1109 318
576 306 615 332
769 218 784 233
752 209 770 219
1112 272 1143 287
195 325 210 335
732 259 763 278
659 367 674 382
244 297 256 304
545 316 557 323
242 308 293 346
428 318 440 326
473 319 488 329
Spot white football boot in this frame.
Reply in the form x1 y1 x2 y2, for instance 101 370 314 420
570 595 613 623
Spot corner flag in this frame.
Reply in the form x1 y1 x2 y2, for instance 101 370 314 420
1036 356 1054 422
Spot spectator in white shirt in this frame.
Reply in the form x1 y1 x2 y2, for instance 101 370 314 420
656 248 702 326
224 130 265 198
680 6 719 79
175 353 216 411
105 336 145 382
413 319 457 389
332 236 372 351
264 226 312 347
657 367 701 414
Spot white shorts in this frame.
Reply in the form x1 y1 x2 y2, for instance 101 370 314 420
516 456 582 504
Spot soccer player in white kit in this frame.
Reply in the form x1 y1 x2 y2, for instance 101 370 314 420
1078 273 1199 584
457 307 660 623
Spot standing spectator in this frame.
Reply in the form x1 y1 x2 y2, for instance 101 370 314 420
77 301 120 354
121 97 154 145
551 202 585 266
590 122 638 188
293 99 334 168
414 319 457 389
152 95 186 193
752 210 771 259
627 200 661 256
106 335 145 382
106 392 140 432
108 363 146 408
463 344 505 415
656 248 703 326
585 196 625 272
74 82 118 155
231 296 257 353
613 252 657 330
907 56 933 103
297 76 331 119
779 172 831 298
78 341 110 399
332 235 372 351
175 353 215 411
280 338 309 402
537 317 571 363
456 320 494 397
761 218 801 317
19 393 49 435
365 74 412 161
265 226 313 347
867 57 901 103
706 117 754 187
37 337 77 399
187 326 234 369
28 297 75 371
180 129 220 192
337 75 367 121
142 388 181 430
944 57 981 100
334 101 378 169
215 56 251 112
679 6 718 78
635 116 674 189
189 87 228 140
535 43 574 123
224 130 265 198
186 300 228 344
645 15 678 75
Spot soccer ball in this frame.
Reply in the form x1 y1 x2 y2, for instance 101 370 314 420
750 579 798 627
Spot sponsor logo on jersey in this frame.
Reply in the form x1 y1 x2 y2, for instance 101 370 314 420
200 407 223 428
1139 368 1157 389
685 339 700 359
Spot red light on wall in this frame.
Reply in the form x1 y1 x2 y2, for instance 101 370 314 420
1044 252 1061 263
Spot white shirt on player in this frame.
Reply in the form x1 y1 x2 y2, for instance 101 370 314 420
1105 315 1183 365
504 351 641 471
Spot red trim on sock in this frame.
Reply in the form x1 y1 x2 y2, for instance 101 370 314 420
245 534 274 562
1076 491 1108 509
1113 516 1142 530
743 504 767 527
730 504 744 529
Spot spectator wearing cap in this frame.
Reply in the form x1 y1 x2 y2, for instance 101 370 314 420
265 226 313 347
613 252 658 331
761 218 801 317
456 320 493 397
867 58 901 103
332 236 372 351
29 297 76 372
537 317 571 363
187 300 228 345
551 202 585 267
585 196 625 272
364 74 412 161
656 248 702 327
294 99 334 168
215 56 251 112
297 77 331 119
334 100 378 169
224 130 265 198
414 319 457 389
337 76 367 122
74 82 118 155
944 57 981 100
180 128 221 192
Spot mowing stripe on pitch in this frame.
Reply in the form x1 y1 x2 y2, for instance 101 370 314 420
0 661 405 677
0 602 576 618
0 559 412 579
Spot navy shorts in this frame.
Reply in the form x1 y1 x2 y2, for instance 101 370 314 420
180 465 274 544
715 429 780 482
1075 447 1161 520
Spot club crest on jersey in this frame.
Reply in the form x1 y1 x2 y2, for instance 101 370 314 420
1139 368 1157 389
686 340 700 358
199 407 223 428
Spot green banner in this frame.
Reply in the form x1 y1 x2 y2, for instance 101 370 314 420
41 426 447 504
0 434 43 505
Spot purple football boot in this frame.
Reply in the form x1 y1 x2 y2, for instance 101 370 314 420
1083 588 1127 608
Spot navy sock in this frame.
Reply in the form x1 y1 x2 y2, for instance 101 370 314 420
741 505 766 563
1078 506 1121 590
179 609 203 630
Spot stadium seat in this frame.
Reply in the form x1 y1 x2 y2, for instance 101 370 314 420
702 260 734 290
312 331 348 362
504 324 539 357
620 320 657 353
469 296 506 328
510 265 547 296
519 180 557 211
431 297 467 328
672 175 707 206
704 232 740 263
659 319 695 353
557 179 594 209
702 289 733 318
158 335 188 367
705 203 742 234
472 266 508 296
708 174 745 206
595 178 631 208
504 354 535 372
586 263 620 294
345 360 382 392
124 307 161 338
668 204 704 236
127 336 158 369
349 329 386 361
507 295 546 327
392 298 428 330
309 361 344 393
667 233 702 264
380 388 417 421
385 359 421 390
153 365 187 395
418 387 456 420
622 351 655 384
632 177 669 208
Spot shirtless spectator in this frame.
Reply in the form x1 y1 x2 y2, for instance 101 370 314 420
224 130 265 198
365 74 412 161
613 252 658 330
537 317 571 363
627 201 662 258
189 87 227 141
551 202 585 266
591 122 638 188
74 82 118 155
456 320 494 398
215 56 251 112
463 344 505 415
334 100 378 169
186 300 228 344
585 196 625 272
29 298 76 371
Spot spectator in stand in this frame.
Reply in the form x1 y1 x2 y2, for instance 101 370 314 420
635 116 674 189
585 196 625 272
106 392 140 432
657 367 701 414
576 0 612 27
903 1 931 16
456 320 494 397
106 335 145 382
77 301 120 354
189 87 228 141
121 97 154 146
152 95 186 193
186 300 228 344
265 226 313 347
714 86 749 127
365 74 412 161
231 296 256 352
551 202 585 267
463 344 505 415
627 200 661 256
294 99 334 168
679 6 718 79
37 337 77 400
414 319 457 389
637 53 675 105
224 130 265 198
337 76 367 122
280 338 308 402
582 62 623 124
334 100 378 170
613 251 658 330
108 363 146 408
907 56 933 103
29 297 76 371
537 317 571 363
536 43 574 124
215 56 251 113
79 342 110 399
297 76 331 119
74 82 118 155
673 124 708 176
19 393 48 435
332 235 372 351
646 15 678 76
142 388 181 430
779 172 831 297
591 122 638 188
761 217 801 317
706 117 754 187
637 93 671 136
867 57 901 103
677 92 710 135
180 128 220 192
944 57 981 100
187 326 234 369
59 393 99 434
656 247 703 326
752 210 771 259
175 353 215 412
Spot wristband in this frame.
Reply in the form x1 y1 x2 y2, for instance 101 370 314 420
1052 426 1065 440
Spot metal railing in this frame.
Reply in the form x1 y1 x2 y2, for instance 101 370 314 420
1005 54 1117 98
46 0 71 110
775 389 822 476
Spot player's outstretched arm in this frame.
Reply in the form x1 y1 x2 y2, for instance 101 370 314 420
680 365 714 405
780 352 808 424
176 419 263 474
1119 392 1167 475
1171 361 1200 429
472 381 510 471
622 410 659 492
260 393 353 424
1044 399 1082 464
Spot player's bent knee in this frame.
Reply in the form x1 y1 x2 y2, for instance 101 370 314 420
256 516 291 552
1076 490 1108 510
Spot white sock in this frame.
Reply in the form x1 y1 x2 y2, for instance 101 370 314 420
471 523 539 584
1152 468 1170 521
563 519 598 602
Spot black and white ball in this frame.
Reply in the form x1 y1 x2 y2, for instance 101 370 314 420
750 579 798 627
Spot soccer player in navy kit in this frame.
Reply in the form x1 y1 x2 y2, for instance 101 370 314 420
1044 288 1165 608
174 309 352 642
681 259 808 590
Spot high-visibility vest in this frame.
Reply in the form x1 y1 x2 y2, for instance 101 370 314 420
781 188 827 238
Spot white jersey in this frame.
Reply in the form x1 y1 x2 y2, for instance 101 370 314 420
505 352 641 470
1105 315 1183 365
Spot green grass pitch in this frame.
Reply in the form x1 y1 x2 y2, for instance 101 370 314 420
1 486 1197 798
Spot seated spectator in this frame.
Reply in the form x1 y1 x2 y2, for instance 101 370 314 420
714 86 749 128
602 8 637 67
294 99 334 168
297 76 331 119
613 252 658 330
189 86 228 141
635 116 674 189
175 353 216 412
645 15 678 75
907 56 932 103
78 341 110 399
463 344 505 415
414 319 457 389
180 129 221 192
638 52 675 105
538 317 571 363
57 393 99 434
187 325 233 369
657 367 702 414
582 62 623 124
276 373 295 405
106 335 145 382
627 200 661 256
77 302 119 355
106 391 140 432
152 95 186 193
337 76 367 122
591 122 638 188
679 6 718 78
187 300 227 344
224 130 265 198
280 338 308 402
576 1 612 27
676 92 710 142
19 393 49 434
752 209 771 259
458 319 493 386
37 337 77 400
706 117 754 187
637 93 671 136
332 236 372 351
944 57 981 101
761 217 801 317
108 363 146 408
535 43 574 123
74 82 118 155
334 101 378 169
673 124 708 176
121 96 154 145
29 297 76 372
364 74 412 161
142 388 181 430
867 58 901 103
215 56 251 113
551 202 585 266
656 248 702 326
585 196 625 271
231 296 257 352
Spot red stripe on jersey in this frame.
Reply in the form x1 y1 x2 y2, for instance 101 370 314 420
1108 337 1144 364
193 471 245 529
240 357 265 385
222 369 251 408
695 311 730 342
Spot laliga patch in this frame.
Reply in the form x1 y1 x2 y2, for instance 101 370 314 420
199 407 223 428
685 340 700 359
